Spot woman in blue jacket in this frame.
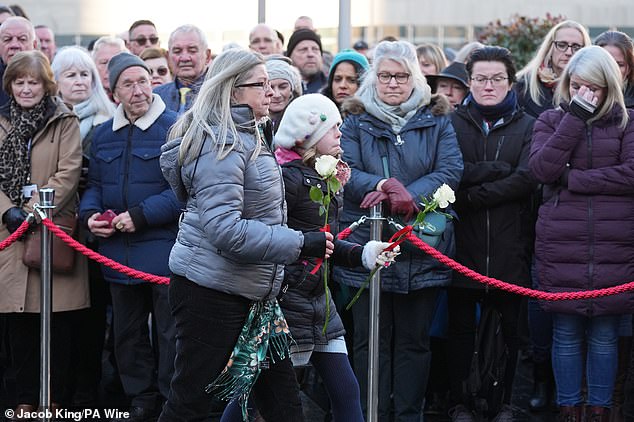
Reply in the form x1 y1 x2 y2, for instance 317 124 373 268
334 40 463 420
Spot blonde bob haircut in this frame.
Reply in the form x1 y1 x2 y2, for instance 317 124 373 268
516 20 591 107
170 48 266 164
3 50 57 97
555 45 628 128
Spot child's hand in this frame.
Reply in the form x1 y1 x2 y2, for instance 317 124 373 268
362 241 400 270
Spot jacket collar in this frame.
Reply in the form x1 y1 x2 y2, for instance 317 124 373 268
112 94 166 131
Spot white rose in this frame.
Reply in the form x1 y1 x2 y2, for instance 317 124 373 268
432 183 456 209
315 155 339 178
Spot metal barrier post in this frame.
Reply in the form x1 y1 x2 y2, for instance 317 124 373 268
367 203 383 422
39 188 55 421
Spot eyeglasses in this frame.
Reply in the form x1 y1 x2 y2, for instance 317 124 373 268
131 36 159 46
150 66 169 77
117 78 151 91
552 41 583 53
235 81 272 91
470 75 509 86
377 72 410 84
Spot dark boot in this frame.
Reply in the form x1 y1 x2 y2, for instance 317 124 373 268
530 360 554 411
558 406 583 422
586 406 611 422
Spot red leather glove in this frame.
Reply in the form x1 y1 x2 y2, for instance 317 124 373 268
360 191 389 209
381 178 419 221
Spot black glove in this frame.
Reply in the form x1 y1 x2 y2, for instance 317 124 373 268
2 207 28 233
300 231 327 258
569 95 596 121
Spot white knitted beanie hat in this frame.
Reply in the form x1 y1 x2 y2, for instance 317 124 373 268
274 94 342 150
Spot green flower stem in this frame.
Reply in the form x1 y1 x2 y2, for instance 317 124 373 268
321 190 330 335
345 264 380 310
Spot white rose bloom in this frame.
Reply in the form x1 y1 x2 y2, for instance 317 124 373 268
315 155 339 178
432 183 456 209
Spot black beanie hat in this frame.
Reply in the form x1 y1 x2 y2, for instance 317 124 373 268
286 29 322 57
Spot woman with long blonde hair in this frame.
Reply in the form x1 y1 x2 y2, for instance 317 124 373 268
515 20 591 118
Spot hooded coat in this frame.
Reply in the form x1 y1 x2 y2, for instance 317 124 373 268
529 105 634 315
160 107 306 301
333 95 463 293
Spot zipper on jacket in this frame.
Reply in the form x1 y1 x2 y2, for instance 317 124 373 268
586 126 594 313
494 136 505 160
123 125 133 282
485 209 491 293
123 125 133 210
395 134 404 146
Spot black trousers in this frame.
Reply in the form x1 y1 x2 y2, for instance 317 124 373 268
69 255 108 406
109 281 175 411
158 275 304 422
447 287 521 407
351 287 439 422
5 312 73 405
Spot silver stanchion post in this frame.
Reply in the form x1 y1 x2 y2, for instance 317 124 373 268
39 188 55 421
367 203 383 422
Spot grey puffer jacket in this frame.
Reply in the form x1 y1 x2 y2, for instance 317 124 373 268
160 106 305 300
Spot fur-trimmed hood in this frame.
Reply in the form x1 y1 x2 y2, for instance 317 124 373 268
340 93 452 118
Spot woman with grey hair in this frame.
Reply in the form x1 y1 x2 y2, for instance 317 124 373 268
52 47 115 176
334 40 463 420
265 55 302 133
530 45 634 420
158 48 333 421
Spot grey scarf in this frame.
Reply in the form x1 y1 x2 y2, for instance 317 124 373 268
359 86 427 133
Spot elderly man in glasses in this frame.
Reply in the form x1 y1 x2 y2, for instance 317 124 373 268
128 19 160 56
154 24 211 115
80 52 181 422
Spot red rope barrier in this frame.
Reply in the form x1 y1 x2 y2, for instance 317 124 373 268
40 218 169 285
336 219 634 301
0 218 31 250
0 217 620 298
405 233 634 301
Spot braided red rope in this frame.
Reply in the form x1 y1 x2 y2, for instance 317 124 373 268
40 218 169 284
405 233 634 301
8 217 627 297
0 218 31 250
336 221 634 300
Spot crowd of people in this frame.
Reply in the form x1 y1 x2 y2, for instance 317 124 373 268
1 6 634 422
